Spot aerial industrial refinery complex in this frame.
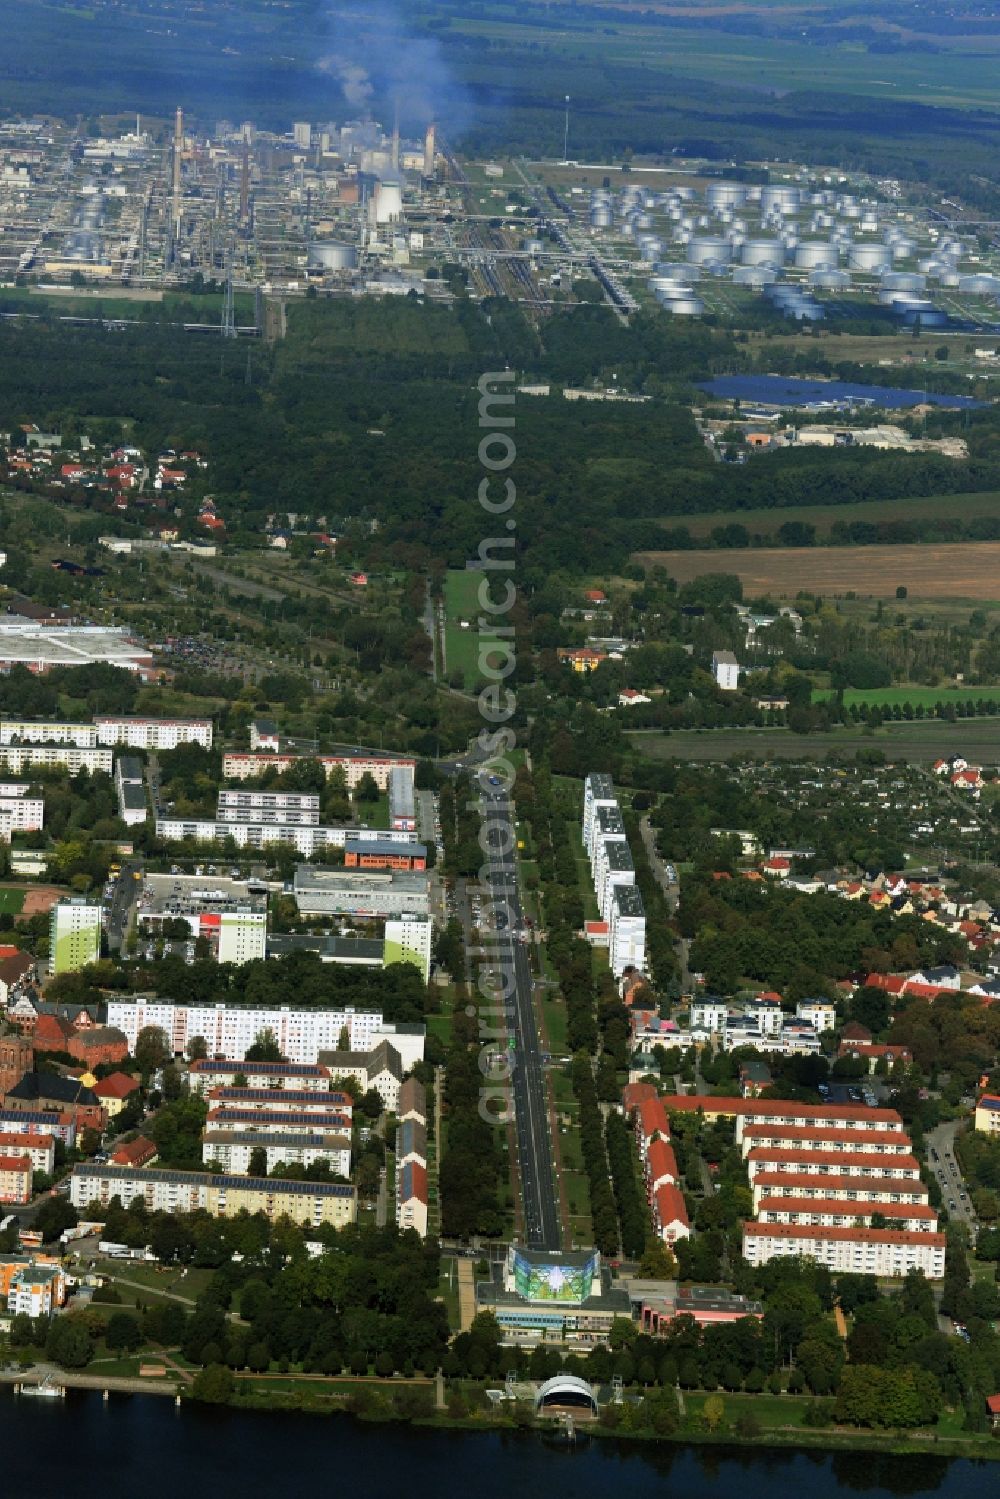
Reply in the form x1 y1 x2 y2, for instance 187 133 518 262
1 111 997 332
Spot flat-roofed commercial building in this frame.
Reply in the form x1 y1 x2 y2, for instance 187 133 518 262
343 836 427 872
69 1163 357 1229
0 624 153 677
388 764 416 831
293 865 430 919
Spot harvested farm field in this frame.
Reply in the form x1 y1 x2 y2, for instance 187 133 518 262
632 542 1000 599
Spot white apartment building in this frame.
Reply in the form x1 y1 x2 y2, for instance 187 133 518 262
383 917 433 982
0 719 97 746
742 1223 946 1279
796 1000 837 1033
596 839 635 921
105 997 423 1068
217 908 267 965
157 817 416 857
734 1104 906 1145
741 1125 913 1156
750 1173 929 1210
0 786 44 835
0 1133 55 1174
711 651 740 691
582 772 617 851
588 802 627 865
222 752 415 791
188 1060 335 1095
690 999 728 1034
95 717 213 749
746 1148 922 1181
0 744 112 775
201 1132 352 1178
217 789 320 825
610 883 646 978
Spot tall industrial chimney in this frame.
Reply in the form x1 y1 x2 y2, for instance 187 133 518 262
240 139 250 225
391 100 400 173
423 122 436 180
172 107 184 236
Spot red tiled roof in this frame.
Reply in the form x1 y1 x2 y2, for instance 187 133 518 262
653 1182 689 1228
752 1172 927 1197
93 1072 140 1100
744 1222 945 1248
637 1097 670 1140
110 1136 157 1167
622 1082 658 1116
401 1160 427 1202
747 1148 921 1174
661 1096 903 1124
757 1196 937 1221
742 1125 911 1148
646 1136 678 1184
987 1394 1000 1415
0 1154 31 1172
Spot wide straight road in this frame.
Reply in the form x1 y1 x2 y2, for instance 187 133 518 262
481 784 561 1252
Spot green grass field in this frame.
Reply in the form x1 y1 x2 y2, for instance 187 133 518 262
443 571 485 690
665 491 1000 543
628 717 1000 763
814 686 1000 710
0 888 27 915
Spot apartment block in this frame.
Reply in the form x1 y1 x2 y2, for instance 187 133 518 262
95 717 213 749
69 1164 357 1229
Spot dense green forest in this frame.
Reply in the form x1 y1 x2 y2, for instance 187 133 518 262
5 297 1000 575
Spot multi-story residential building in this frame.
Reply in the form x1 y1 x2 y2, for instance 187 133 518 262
974 1095 1000 1134
0 745 112 775
48 899 101 975
398 1077 427 1125
106 998 384 1063
395 1119 427 1172
750 1173 930 1209
217 789 320 825
745 1148 923 1181
249 720 281 752
318 1040 404 1112
95 717 213 750
0 1110 75 1147
596 839 634 921
711 650 740 691
652 1182 690 1245
383 917 433 982
0 719 97 747
742 1223 945 1279
397 1159 428 1238
188 1060 333 1095
200 1132 351 1178
0 1131 54 1174
582 772 617 852
0 785 44 837
0 1154 32 1203
204 1086 353 1115
7 1260 66 1317
796 1000 837 1033
217 908 267 965
205 1107 352 1136
69 1164 358 1229
609 884 646 978
222 752 415 791
689 998 729 1035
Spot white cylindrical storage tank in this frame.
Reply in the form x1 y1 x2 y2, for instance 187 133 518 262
652 261 701 282
881 271 925 292
760 184 800 215
665 294 704 315
524 238 544 256
741 237 785 266
733 264 779 287
590 206 612 229
808 268 851 290
306 240 357 271
934 268 961 288
794 241 838 270
959 274 1000 296
687 235 732 265
639 237 663 261
849 242 892 272
706 180 748 211
896 301 949 327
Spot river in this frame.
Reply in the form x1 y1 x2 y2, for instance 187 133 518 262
2 1392 992 1499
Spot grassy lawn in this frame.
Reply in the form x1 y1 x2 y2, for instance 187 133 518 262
684 1390 808 1429
0 887 27 915
85 1351 181 1379
670 489 1000 544
814 685 1000 710
540 992 568 1056
443 571 485 690
438 1263 461 1330
97 1261 215 1301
